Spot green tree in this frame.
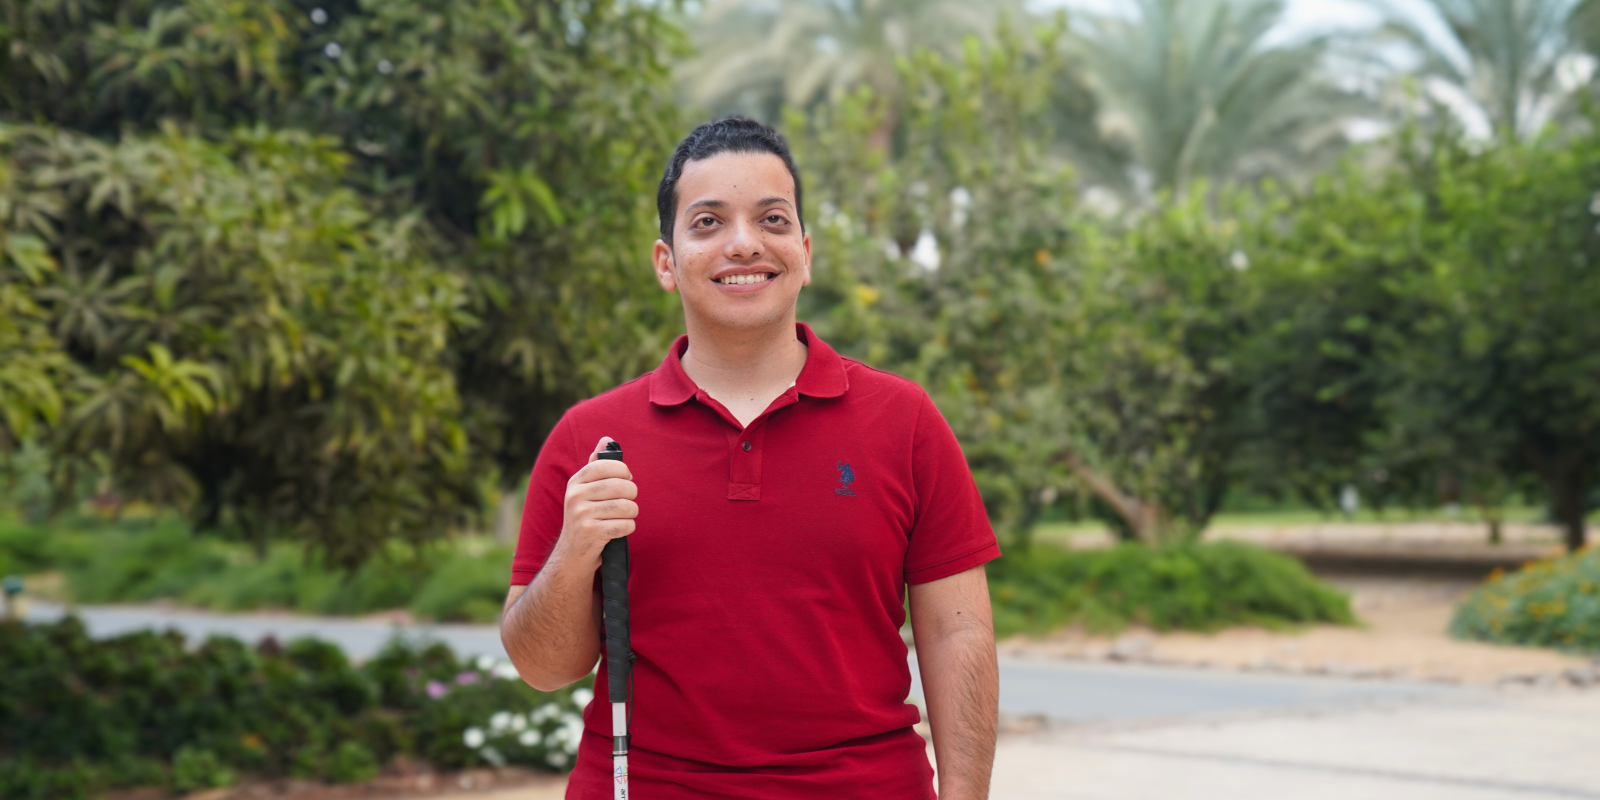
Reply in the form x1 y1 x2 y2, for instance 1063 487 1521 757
1069 0 1371 196
0 0 687 562
1403 127 1600 550
795 30 1254 544
685 0 1023 123
1374 0 1592 141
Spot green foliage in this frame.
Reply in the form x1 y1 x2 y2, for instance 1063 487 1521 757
0 618 592 799
987 541 1354 637
1451 547 1600 653
1069 0 1370 195
687 0 1024 119
408 546 521 623
0 0 688 564
796 28 1264 545
1 512 507 621
170 746 237 794
1375 0 1589 141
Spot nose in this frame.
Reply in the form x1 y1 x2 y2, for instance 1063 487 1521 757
722 217 762 261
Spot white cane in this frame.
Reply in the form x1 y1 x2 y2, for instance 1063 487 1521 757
597 441 632 799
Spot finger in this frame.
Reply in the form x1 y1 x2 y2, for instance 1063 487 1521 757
602 519 636 540
577 497 639 523
586 436 614 464
573 459 631 484
578 477 638 502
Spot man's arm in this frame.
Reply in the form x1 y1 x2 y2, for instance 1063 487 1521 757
909 564 998 800
501 437 638 691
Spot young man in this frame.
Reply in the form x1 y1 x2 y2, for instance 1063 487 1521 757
501 118 1000 799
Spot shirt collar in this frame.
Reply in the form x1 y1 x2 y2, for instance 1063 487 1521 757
648 322 850 406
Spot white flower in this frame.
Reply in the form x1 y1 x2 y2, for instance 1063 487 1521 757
560 717 584 747
481 745 506 768
547 751 570 768
476 654 496 671
510 713 528 732
490 711 513 732
518 729 541 747
1229 250 1250 271
532 703 560 724
463 727 485 748
571 688 594 708
323 42 342 59
492 662 521 680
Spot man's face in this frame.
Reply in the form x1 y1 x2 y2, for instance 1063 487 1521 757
653 151 810 332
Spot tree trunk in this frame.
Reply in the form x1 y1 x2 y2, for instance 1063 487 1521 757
1061 452 1163 545
1549 464 1590 553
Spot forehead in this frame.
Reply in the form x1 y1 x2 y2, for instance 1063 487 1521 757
676 151 795 214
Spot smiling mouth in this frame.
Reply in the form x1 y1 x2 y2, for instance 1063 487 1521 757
715 273 775 285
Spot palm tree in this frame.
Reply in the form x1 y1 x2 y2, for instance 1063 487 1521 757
683 0 1023 120
1068 0 1370 196
1373 0 1591 141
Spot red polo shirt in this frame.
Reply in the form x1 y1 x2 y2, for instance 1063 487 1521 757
511 323 999 799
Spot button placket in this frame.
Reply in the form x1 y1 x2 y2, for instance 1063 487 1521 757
727 422 768 501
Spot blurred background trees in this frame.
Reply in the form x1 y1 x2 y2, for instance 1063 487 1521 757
2 0 1598 560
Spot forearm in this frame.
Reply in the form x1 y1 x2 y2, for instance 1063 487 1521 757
909 566 998 800
501 545 602 691
918 626 998 799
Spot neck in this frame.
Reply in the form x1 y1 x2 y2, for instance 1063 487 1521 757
680 314 807 412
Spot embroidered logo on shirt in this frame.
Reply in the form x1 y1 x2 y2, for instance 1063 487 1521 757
835 460 857 497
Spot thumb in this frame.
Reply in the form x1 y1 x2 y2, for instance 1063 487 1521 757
587 436 614 464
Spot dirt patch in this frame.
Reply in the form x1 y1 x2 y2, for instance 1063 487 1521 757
998 572 1597 685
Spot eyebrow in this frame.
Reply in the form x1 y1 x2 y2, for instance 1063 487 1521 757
683 199 727 216
682 197 795 217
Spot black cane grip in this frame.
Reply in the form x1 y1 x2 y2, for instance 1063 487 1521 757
596 441 630 703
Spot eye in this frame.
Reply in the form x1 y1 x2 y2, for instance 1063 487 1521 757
765 214 785 224
694 216 717 229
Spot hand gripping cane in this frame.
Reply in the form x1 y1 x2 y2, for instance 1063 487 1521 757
596 441 632 799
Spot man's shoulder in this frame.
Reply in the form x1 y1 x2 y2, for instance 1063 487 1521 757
564 372 655 421
840 358 928 403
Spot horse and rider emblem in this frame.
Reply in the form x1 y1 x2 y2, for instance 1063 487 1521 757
835 460 857 497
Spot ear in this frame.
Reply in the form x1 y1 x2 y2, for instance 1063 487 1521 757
800 231 812 286
653 239 678 292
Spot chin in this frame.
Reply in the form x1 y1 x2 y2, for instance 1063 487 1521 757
691 298 797 332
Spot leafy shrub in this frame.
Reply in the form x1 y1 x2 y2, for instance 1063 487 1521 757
0 511 510 622
986 541 1354 636
0 518 52 577
1451 547 1600 653
0 618 592 799
171 747 236 793
410 547 518 623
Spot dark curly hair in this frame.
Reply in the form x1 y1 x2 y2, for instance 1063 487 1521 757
656 117 804 248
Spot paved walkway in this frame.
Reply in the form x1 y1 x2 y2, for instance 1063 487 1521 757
991 689 1600 799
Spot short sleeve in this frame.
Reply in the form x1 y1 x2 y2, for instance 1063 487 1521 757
903 392 1001 584
509 413 585 585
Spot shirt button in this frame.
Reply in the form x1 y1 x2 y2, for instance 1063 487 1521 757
741 441 752 452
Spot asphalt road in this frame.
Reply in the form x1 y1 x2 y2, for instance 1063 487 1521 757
28 601 1467 723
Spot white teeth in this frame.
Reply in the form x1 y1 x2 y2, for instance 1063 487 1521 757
719 273 772 285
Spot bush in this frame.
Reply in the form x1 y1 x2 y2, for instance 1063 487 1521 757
986 541 1354 636
0 511 511 622
171 747 236 794
0 618 592 799
410 547 518 623
1450 547 1600 653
